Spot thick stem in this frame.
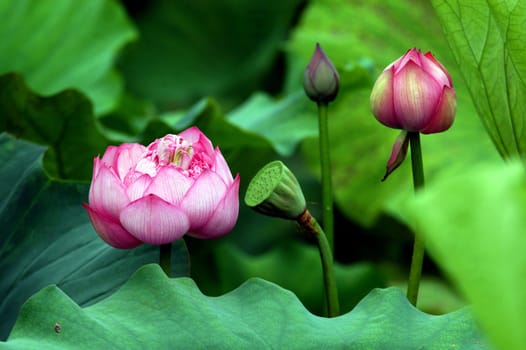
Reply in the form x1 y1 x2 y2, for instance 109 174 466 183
409 132 425 189
298 210 340 317
406 131 425 306
317 102 334 253
160 243 172 277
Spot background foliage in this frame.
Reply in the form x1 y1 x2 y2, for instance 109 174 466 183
0 0 524 349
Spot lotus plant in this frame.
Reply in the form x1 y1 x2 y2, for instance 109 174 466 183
83 127 240 258
245 160 339 317
303 43 340 253
371 48 456 180
370 48 456 306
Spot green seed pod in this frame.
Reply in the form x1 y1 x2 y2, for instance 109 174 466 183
245 160 306 220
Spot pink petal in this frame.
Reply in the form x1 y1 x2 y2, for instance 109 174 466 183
119 195 190 245
101 146 118 166
212 147 234 184
370 68 398 128
145 166 193 205
190 174 240 239
92 157 103 181
393 48 421 73
114 144 147 181
180 170 228 230
134 158 157 177
423 52 453 86
179 126 203 143
180 126 215 156
83 203 143 249
393 61 442 131
421 86 456 134
126 174 153 201
382 131 409 181
89 165 129 219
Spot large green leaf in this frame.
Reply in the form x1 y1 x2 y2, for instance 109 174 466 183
0 134 189 340
0 73 110 180
393 159 525 350
287 0 500 226
432 0 526 158
1 264 488 349
190 241 386 315
118 0 303 109
0 0 136 115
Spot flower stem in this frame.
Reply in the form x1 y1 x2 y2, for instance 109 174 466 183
407 131 425 306
160 243 172 277
298 209 340 317
317 102 334 253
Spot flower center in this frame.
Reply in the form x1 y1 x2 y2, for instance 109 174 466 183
131 134 211 180
156 135 193 168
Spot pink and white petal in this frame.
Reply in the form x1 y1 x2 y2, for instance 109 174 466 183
126 174 153 202
393 48 420 73
92 156 104 180
119 195 190 245
114 143 147 181
89 165 129 218
180 170 227 230
134 158 157 177
145 167 193 205
423 52 453 86
179 126 204 143
89 157 102 198
370 69 398 128
189 174 240 239
421 86 456 134
393 61 442 131
212 148 234 183
83 203 143 249
101 146 118 166
180 126 214 156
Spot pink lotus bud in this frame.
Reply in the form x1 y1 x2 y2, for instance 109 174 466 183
370 48 456 134
303 43 340 103
83 127 240 248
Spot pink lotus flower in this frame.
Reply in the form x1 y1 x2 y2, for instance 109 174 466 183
370 48 456 134
83 127 240 249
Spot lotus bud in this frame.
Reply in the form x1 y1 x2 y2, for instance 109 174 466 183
370 48 456 134
303 43 340 103
245 160 306 220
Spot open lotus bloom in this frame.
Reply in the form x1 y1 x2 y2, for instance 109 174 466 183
370 48 456 134
83 127 240 248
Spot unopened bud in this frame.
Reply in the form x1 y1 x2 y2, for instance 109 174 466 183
370 48 456 134
303 43 340 103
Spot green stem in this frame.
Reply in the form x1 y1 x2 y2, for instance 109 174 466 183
317 102 334 253
160 243 172 277
406 131 425 306
298 210 340 317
